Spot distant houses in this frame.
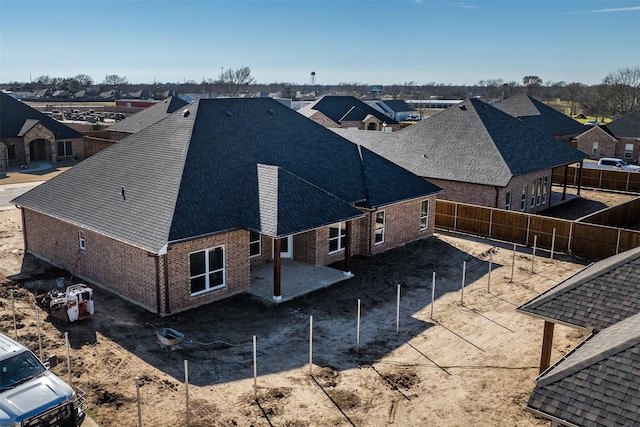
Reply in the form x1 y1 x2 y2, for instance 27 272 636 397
0 91 84 170
575 109 640 163
335 98 586 213
298 95 401 131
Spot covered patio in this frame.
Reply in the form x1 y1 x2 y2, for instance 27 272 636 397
246 259 354 303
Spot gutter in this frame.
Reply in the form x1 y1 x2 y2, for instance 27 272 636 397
524 406 580 427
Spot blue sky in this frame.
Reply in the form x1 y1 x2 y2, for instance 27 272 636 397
1 0 639 86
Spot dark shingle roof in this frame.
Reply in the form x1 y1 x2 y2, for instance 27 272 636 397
603 109 640 139
495 94 585 137
108 96 189 134
0 91 83 139
13 98 440 253
303 96 398 125
380 100 414 112
335 98 586 187
517 246 640 331
527 312 640 427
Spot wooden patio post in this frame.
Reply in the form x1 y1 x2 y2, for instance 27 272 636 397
344 221 352 273
539 321 555 373
562 165 569 201
576 162 583 196
273 238 282 301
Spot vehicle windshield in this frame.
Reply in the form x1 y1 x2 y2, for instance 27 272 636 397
0 351 46 391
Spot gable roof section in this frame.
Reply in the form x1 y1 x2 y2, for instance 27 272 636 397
380 100 414 113
527 312 640 427
0 91 83 139
335 98 586 187
302 96 398 125
13 98 439 253
108 96 189 134
495 94 585 137
517 246 640 331
603 109 640 139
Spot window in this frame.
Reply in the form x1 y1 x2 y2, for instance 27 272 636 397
57 141 73 157
530 180 536 208
420 200 430 230
536 178 542 206
78 230 86 251
542 176 548 204
249 231 261 257
190 247 225 295
520 186 526 211
504 191 511 210
625 144 634 159
329 222 346 253
375 211 385 245
592 141 598 155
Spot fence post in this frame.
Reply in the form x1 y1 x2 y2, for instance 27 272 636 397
454 203 458 231
488 208 493 237
510 244 516 283
431 272 436 320
526 215 531 246
460 261 466 305
616 229 621 255
487 251 492 293
568 222 573 254
550 228 556 260
531 235 537 273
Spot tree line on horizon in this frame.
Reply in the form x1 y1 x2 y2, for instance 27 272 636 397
2 66 638 119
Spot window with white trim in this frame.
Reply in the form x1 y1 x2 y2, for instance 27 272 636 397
249 231 261 257
520 186 526 211
536 177 542 206
542 176 548 204
625 143 634 159
190 246 225 295
57 140 73 157
530 180 536 208
78 230 86 251
592 141 598 155
504 191 511 210
375 211 385 245
420 200 430 230
329 222 346 254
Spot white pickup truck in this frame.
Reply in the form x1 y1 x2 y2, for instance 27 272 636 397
584 158 640 172
0 333 86 427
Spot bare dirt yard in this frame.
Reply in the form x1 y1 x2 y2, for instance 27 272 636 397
0 187 634 426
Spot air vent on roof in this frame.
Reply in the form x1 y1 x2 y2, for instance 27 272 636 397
268 108 275 115
182 109 190 117
458 105 467 111
225 111 233 117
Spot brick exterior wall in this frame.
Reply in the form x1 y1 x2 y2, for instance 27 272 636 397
21 195 438 315
22 209 161 312
575 127 618 160
430 169 553 214
166 230 249 314
1 125 84 167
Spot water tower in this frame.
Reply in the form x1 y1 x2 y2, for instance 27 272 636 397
310 71 316 86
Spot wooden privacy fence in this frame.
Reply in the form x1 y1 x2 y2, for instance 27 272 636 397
552 165 640 192
435 200 640 260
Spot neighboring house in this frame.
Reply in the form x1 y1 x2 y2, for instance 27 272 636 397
366 100 417 122
298 95 401 131
495 94 586 144
575 109 640 163
0 91 84 171
334 98 587 213
107 96 189 141
12 97 441 316
517 247 640 426
127 89 153 100
526 312 640 427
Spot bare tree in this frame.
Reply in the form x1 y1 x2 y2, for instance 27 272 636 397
104 74 128 86
523 75 542 96
566 82 586 116
602 66 640 116
217 66 256 98
74 74 93 86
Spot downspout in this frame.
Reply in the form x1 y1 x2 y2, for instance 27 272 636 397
163 253 170 315
20 208 28 251
494 187 500 208
155 256 161 315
